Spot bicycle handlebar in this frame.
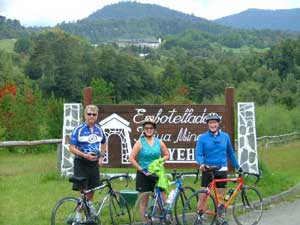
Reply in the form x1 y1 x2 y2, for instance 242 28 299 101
239 171 260 185
202 165 261 185
171 169 200 184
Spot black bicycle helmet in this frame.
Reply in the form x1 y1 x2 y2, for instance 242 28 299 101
205 112 221 123
142 117 156 129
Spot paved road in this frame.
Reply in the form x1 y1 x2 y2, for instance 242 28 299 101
228 198 300 225
259 198 300 225
227 198 300 225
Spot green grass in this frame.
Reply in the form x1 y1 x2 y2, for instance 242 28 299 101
221 45 269 55
257 141 300 196
0 39 16 52
0 141 299 225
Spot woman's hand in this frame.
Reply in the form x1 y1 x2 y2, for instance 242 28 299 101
141 169 151 176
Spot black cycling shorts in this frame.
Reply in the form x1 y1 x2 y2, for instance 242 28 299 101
136 171 158 192
201 170 228 188
72 158 100 191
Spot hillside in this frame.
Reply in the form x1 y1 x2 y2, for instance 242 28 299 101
86 1 202 21
57 2 296 48
0 16 29 39
215 8 300 31
58 1 223 43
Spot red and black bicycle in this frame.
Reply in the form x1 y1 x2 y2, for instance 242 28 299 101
182 166 263 225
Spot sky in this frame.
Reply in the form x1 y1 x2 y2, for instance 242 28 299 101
1 0 300 27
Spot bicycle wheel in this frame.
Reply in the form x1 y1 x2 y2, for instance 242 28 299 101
51 196 101 225
233 186 263 225
174 186 196 225
51 197 86 225
133 192 155 225
182 190 217 225
109 191 132 225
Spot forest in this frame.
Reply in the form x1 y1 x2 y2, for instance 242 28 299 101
1 4 300 143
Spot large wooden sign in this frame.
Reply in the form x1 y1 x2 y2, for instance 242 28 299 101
84 88 235 168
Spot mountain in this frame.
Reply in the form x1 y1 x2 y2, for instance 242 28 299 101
86 1 201 21
57 2 296 48
58 1 221 43
214 8 300 31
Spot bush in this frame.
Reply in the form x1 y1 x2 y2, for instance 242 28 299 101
255 104 300 136
0 83 64 152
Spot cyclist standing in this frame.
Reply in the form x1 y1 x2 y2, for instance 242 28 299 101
129 118 170 225
69 104 107 222
195 112 241 225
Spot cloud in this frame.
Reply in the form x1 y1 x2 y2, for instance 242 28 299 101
0 0 12 14
1 0 300 26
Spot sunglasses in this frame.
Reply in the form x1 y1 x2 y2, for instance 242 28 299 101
86 113 97 116
144 127 154 130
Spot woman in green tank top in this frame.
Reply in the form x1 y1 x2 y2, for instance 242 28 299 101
129 118 169 225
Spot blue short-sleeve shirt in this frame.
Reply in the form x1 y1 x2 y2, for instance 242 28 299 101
70 122 106 155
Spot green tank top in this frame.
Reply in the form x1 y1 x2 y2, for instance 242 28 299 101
138 136 161 169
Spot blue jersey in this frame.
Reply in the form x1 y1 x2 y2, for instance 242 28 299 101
138 137 161 170
70 122 106 156
195 130 239 169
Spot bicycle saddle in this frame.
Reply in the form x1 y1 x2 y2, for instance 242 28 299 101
205 165 222 172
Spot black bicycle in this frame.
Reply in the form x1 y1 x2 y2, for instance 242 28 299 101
51 174 132 225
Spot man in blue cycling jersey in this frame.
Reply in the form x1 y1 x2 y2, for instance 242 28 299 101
69 104 107 218
195 112 241 225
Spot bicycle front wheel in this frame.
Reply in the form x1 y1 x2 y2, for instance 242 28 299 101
51 196 85 225
174 186 196 225
182 190 217 225
233 186 263 225
110 191 132 225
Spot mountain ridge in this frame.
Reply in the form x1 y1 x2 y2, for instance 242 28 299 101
214 8 300 31
86 1 206 22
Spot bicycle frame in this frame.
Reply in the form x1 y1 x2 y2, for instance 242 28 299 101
149 178 182 218
150 187 167 220
75 174 129 218
148 171 198 219
207 176 243 209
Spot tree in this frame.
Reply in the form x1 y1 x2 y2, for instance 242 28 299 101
25 29 91 100
14 37 33 55
0 50 25 87
91 78 114 104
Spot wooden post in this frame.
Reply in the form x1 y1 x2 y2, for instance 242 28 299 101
224 87 235 172
83 87 92 107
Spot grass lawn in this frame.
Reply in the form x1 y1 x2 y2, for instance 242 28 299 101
0 141 299 225
221 45 270 55
0 39 17 52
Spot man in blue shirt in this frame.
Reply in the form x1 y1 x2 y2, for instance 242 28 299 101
195 112 241 225
69 104 106 220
